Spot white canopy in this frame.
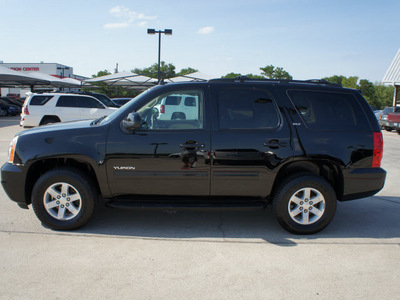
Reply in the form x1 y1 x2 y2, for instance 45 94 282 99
25 72 82 87
382 49 400 85
0 66 50 87
85 71 157 90
167 72 214 83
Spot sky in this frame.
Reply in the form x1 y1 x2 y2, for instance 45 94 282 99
1 0 399 82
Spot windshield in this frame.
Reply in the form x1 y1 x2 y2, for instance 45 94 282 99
98 88 153 125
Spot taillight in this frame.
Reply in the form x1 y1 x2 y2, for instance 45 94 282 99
23 105 29 115
372 132 383 168
160 105 165 114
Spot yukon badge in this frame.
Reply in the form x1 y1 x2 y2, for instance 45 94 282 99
113 166 136 170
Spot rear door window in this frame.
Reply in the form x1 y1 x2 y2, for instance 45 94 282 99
287 90 370 131
56 96 77 107
217 88 280 130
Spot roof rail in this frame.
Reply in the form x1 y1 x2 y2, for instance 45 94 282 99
208 77 342 87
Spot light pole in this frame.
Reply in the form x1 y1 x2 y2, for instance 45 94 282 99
147 28 173 84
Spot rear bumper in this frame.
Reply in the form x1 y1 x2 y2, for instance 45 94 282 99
341 167 386 201
1 162 27 206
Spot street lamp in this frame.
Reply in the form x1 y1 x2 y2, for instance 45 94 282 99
147 28 173 84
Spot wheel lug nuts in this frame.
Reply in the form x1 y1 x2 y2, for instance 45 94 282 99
300 207 303 211
67 198 70 201
304 209 308 213
66 203 69 206
57 196 61 199
309 201 313 205
309 207 313 210
300 201 304 205
61 204 64 208
305 199 308 202
62 194 66 197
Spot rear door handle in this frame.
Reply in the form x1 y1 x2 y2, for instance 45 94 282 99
263 140 288 149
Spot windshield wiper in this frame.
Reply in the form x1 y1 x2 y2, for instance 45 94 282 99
90 115 107 126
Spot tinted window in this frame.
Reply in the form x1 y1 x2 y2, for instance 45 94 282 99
288 90 370 131
56 96 77 107
75 96 104 108
217 88 279 129
165 96 181 105
30 96 53 106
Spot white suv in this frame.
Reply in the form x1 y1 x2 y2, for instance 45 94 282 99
20 93 118 127
154 93 200 121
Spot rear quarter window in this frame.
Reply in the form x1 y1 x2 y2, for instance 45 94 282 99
30 96 54 106
287 90 370 131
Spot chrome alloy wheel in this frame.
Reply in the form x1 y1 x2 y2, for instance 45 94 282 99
288 187 326 225
43 182 82 221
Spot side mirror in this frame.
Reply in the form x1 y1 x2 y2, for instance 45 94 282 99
122 112 141 132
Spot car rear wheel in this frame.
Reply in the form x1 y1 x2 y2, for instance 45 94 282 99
31 168 96 230
0 109 7 116
273 174 337 234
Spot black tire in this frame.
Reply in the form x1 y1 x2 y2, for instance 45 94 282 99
396 129 400 135
273 174 337 234
40 117 60 125
0 109 7 117
384 126 393 132
31 168 96 230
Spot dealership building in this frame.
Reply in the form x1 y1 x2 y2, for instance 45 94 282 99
0 62 86 97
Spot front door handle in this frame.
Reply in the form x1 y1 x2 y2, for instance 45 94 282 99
264 140 287 149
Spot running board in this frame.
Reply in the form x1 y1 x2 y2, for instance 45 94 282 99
106 199 268 209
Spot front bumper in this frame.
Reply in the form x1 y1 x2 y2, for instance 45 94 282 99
342 167 386 201
1 162 27 206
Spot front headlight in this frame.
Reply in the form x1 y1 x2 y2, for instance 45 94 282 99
8 136 18 164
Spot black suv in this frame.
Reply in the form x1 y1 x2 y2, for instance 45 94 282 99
1 78 386 234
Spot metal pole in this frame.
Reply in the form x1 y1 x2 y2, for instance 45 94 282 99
158 31 161 84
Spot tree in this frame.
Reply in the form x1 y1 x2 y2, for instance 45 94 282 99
92 70 111 78
133 61 176 80
177 68 198 76
375 84 394 109
260 65 293 80
359 79 377 106
323 75 346 85
342 76 359 89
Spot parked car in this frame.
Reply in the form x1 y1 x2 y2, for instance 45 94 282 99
2 78 386 234
0 99 21 116
71 91 119 108
4 97 23 107
0 97 21 115
6 93 20 99
154 93 200 121
379 106 400 131
374 110 383 120
387 112 400 134
20 93 118 127
112 98 132 107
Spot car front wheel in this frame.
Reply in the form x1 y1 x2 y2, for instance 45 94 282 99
31 168 96 230
273 174 337 234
